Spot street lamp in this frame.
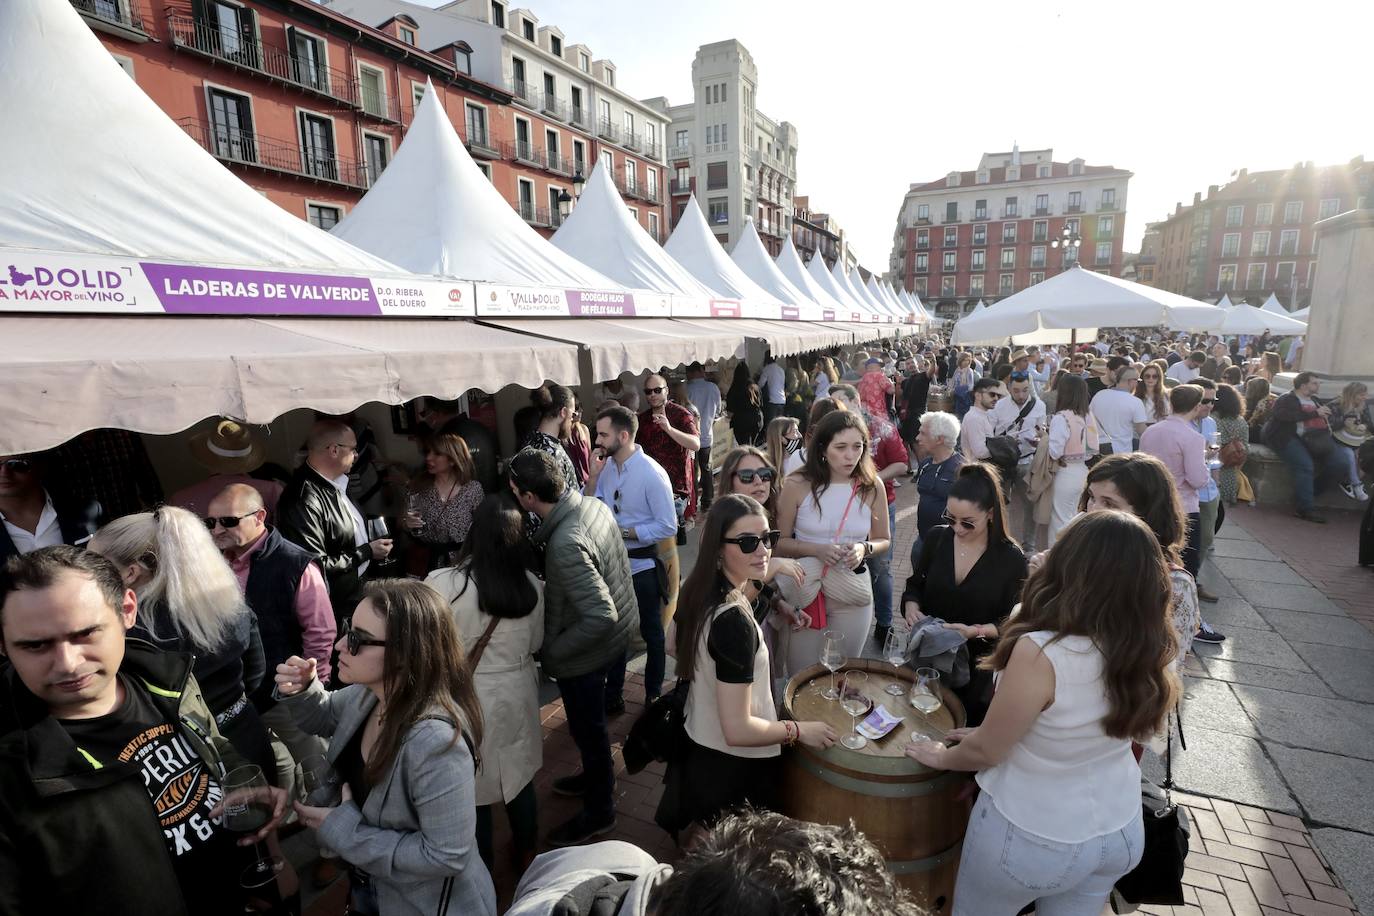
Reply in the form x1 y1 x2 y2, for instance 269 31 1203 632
557 189 573 222
1050 223 1082 268
572 171 586 197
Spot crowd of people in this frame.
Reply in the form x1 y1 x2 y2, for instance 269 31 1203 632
0 324 1371 916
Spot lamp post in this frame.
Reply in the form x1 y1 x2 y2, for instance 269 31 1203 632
1051 223 1082 272
557 189 573 225
572 170 585 198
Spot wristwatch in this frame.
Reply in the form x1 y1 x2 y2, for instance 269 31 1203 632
862 540 873 558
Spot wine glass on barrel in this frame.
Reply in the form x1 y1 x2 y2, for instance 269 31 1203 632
818 630 845 700
839 670 871 750
882 627 908 696
221 764 285 888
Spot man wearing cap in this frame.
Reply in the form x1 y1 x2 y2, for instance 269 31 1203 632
0 454 103 563
1166 350 1206 385
169 420 284 522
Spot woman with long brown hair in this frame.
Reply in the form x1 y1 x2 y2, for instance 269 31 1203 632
765 415 804 478
907 511 1180 916
1134 362 1170 424
657 495 835 842
774 409 891 678
277 579 494 916
405 430 484 570
1046 374 1099 546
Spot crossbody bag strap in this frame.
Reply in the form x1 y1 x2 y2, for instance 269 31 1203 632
467 615 501 670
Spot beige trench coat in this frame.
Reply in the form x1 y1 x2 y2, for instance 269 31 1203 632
426 566 545 806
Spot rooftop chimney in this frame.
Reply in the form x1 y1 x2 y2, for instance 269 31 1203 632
1238 168 1248 179
1207 185 1219 198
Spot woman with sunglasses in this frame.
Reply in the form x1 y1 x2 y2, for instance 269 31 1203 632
657 495 837 843
765 416 805 478
901 464 1027 726
1134 363 1170 425
276 579 496 916
774 410 891 679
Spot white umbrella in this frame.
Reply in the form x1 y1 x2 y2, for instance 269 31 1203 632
1214 303 1307 336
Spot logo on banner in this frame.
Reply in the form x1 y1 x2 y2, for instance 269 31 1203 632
0 262 135 305
448 288 463 302
709 299 741 317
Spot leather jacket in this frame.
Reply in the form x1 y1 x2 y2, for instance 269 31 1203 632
276 463 369 620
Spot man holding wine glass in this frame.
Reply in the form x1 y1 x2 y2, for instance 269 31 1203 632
0 546 288 916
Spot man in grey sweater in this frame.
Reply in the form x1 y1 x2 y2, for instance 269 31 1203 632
510 449 636 847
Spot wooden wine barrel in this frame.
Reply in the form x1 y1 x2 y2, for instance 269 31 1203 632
780 658 971 916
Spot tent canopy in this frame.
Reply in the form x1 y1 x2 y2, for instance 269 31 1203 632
332 83 614 288
1213 304 1307 336
730 222 811 308
808 253 863 314
1260 293 1292 316
664 197 781 308
776 238 846 316
480 317 745 381
551 163 716 298
0 0 396 272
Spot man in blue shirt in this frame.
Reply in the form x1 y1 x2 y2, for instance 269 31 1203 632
586 406 678 711
1190 379 1226 643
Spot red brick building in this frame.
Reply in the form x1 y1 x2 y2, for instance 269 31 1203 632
1147 157 1371 308
74 0 662 239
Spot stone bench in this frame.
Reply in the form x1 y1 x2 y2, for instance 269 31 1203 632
1242 441 1361 509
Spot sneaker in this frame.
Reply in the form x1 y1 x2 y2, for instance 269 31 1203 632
1342 482 1371 502
1194 621 1226 644
1341 482 1360 501
1295 509 1328 524
552 772 587 798
547 811 617 848
1196 585 1220 604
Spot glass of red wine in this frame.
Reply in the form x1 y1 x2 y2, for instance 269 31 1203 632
221 764 284 888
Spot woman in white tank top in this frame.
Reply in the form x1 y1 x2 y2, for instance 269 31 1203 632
773 410 892 677
905 511 1181 916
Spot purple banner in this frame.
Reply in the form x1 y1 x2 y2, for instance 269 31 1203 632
142 263 380 315
567 290 637 317
780 305 800 320
822 310 836 321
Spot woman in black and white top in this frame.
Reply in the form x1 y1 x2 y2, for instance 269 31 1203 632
657 494 835 842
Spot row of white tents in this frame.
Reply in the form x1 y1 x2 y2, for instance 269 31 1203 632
0 0 925 453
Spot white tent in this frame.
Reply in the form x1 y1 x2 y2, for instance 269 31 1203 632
0 0 396 273
1213 304 1307 336
333 83 615 288
1260 293 1291 316
850 267 890 318
901 289 931 325
664 197 784 314
950 267 1222 342
830 259 879 321
775 238 847 319
552 162 717 298
730 222 814 316
1291 306 1311 321
1215 293 1236 308
811 254 863 315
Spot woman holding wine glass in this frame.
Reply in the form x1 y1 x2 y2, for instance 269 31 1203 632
403 431 484 572
656 495 836 843
275 579 497 916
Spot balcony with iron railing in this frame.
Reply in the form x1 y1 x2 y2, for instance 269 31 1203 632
72 0 148 38
622 130 640 151
915 238 930 249
464 127 501 160
941 212 961 224
509 139 542 166
641 184 661 204
178 117 367 189
167 13 357 107
544 151 572 176
357 84 401 123
973 210 988 221
1034 206 1050 216
668 143 693 160
670 178 693 196
1001 207 1020 219
570 105 590 128
507 77 536 107
540 92 568 121
597 118 619 143
1095 255 1112 266
613 175 641 198
643 141 662 161
1097 201 1118 212
1066 202 1083 214
516 200 553 227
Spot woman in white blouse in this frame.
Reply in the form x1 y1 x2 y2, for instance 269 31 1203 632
907 511 1180 916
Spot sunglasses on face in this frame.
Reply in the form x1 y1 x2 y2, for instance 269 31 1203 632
0 458 33 474
722 530 781 554
644 386 665 395
342 618 387 655
734 467 776 484
203 512 258 530
941 510 979 531
985 392 1004 400
1201 399 1215 405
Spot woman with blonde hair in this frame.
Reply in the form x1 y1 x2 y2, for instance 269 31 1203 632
813 356 838 400
765 415 805 478
90 506 273 775
405 430 484 570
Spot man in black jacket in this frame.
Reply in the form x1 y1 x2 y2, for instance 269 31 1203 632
276 420 392 622
0 453 102 562
1267 372 1350 523
0 546 286 916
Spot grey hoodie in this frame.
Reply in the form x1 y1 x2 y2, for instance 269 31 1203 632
505 841 672 916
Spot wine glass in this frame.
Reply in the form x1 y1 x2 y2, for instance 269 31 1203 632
404 493 425 536
882 627 908 696
221 764 285 889
910 667 942 717
1206 431 1223 470
839 670 871 750
818 630 845 700
295 754 341 808
365 517 393 568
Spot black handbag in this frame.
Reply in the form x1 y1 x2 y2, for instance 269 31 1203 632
623 678 690 774
985 396 1037 484
1302 427 1336 462
1115 708 1191 906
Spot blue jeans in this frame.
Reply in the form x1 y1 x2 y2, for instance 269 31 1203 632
556 663 616 821
1282 436 1350 513
869 501 897 628
952 792 1143 916
606 568 666 703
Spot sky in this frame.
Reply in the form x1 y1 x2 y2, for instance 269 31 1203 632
421 0 1370 273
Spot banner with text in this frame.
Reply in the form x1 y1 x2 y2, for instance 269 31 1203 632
473 284 672 318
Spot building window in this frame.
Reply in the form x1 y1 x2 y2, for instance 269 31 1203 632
298 112 337 180
941 276 956 297
398 25 415 45
624 160 636 192
916 229 929 248
1095 241 1111 265
708 198 729 226
1030 246 1046 268
914 277 928 296
1032 220 1047 242
514 178 534 220
307 203 342 230
1283 201 1302 223
647 167 658 198
411 81 426 113
1102 188 1116 208
1066 218 1080 236
1004 196 1018 218
1256 202 1273 225
999 273 1015 294
974 199 987 220
971 249 985 271
1030 271 1045 285
1217 264 1237 291
475 162 491 181
490 1 505 27
598 97 611 128
706 161 727 191
600 148 613 169
917 204 930 222
623 111 635 144
943 251 957 271
969 274 985 296
287 28 327 91
362 133 389 185
1221 233 1241 257
549 34 562 56
1275 261 1295 288
1000 248 1015 268
943 226 957 247
1246 263 1266 290
1035 193 1049 215
945 201 958 222
1226 205 1244 227
1279 229 1299 255
973 224 987 246
1250 231 1270 256
605 67 615 87
1097 215 1114 237
648 211 660 241
1067 191 1082 213
1038 164 1050 178
207 87 255 161
464 103 487 146
976 170 988 184
645 122 657 153
111 53 135 77
916 253 929 273
1002 224 1016 243
358 64 387 118
579 51 590 72
1318 198 1341 219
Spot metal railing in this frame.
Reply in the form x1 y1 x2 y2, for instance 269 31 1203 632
597 118 620 142
642 184 661 204
1001 234 1018 244
668 143 693 159
973 210 988 221
508 77 535 105
942 212 961 223
1097 201 1118 212
511 139 541 165
1001 207 1019 219
517 200 552 226
1095 255 1112 266
178 117 367 188
623 130 640 151
915 238 930 248
670 179 692 195
613 175 640 198
545 151 572 176
357 84 400 122
464 127 500 159
571 105 589 128
1034 206 1050 216
540 92 568 120
72 0 147 33
1066 203 1083 213
167 12 357 106
643 140 662 161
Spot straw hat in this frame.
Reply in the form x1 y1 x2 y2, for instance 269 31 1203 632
1009 349 1030 363
189 420 267 474
1334 420 1370 449
1088 358 1110 375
